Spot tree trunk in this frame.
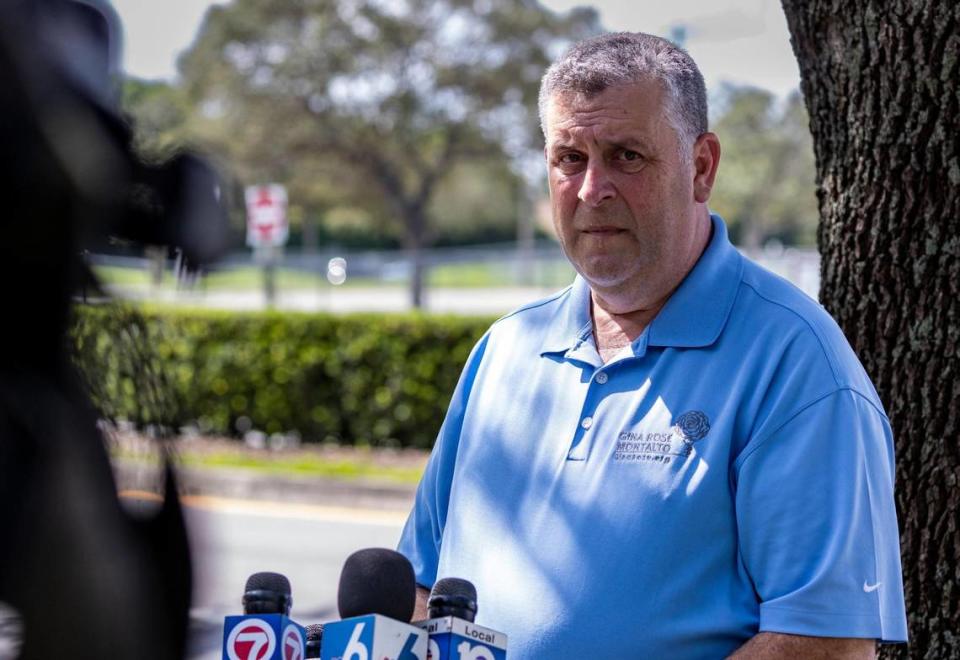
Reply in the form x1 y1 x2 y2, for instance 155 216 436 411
780 1 960 657
408 243 426 310
515 179 535 286
404 205 428 310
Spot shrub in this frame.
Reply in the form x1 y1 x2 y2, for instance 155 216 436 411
72 305 493 449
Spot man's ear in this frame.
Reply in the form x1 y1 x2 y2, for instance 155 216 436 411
692 132 721 203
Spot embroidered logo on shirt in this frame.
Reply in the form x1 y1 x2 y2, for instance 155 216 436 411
673 411 711 456
863 581 882 593
614 430 678 464
613 411 711 464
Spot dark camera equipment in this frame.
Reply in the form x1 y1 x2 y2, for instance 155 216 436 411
0 1 228 658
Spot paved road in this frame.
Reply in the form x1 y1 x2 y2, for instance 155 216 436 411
183 496 408 660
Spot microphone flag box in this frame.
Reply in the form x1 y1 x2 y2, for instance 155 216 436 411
321 614 428 660
222 614 306 660
414 617 507 660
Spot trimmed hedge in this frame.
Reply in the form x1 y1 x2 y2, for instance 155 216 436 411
72 305 494 449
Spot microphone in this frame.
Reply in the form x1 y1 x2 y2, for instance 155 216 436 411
414 578 507 660
243 571 293 615
305 623 323 658
427 578 477 622
222 571 307 660
320 548 428 660
337 548 416 621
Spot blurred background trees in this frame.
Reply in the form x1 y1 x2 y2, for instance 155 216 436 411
119 0 820 305
709 85 818 248
143 0 602 305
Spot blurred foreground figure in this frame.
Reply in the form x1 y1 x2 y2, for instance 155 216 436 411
0 1 226 657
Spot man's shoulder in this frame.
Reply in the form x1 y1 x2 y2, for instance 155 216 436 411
733 257 880 403
736 256 830 332
460 284 579 367
488 284 573 333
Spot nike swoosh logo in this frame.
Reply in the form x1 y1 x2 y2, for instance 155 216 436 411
863 581 882 593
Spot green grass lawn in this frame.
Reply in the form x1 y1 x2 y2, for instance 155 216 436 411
177 451 425 484
202 267 326 290
114 446 425 485
95 265 166 287
94 265 385 290
428 261 575 288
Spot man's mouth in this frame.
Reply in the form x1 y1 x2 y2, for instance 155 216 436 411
581 227 626 236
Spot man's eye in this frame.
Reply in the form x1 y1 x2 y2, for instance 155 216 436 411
619 149 642 161
558 153 583 164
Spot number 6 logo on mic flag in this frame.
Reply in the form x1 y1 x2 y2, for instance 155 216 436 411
226 619 277 660
283 624 305 660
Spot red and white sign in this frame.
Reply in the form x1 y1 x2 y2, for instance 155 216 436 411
226 618 277 660
246 184 289 247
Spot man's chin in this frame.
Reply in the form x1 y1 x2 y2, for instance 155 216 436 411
576 267 633 292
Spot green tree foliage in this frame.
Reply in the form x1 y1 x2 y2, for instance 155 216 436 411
121 78 191 161
710 85 819 247
429 158 519 245
175 0 601 305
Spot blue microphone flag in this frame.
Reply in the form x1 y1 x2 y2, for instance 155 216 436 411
222 613 307 660
320 613 427 660
414 616 506 660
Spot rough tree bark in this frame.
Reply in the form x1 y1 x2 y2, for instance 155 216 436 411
780 1 959 657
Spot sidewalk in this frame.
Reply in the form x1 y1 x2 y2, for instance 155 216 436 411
110 433 425 513
114 458 418 511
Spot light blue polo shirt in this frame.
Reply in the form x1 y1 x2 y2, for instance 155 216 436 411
398 214 908 658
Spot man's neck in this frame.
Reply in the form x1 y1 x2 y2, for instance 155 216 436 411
590 213 713 363
591 294 667 363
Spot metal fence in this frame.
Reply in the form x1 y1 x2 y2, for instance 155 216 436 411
87 242 820 315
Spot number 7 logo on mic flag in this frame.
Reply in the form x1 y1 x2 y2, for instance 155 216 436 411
226 619 277 660
284 624 305 660
223 614 307 660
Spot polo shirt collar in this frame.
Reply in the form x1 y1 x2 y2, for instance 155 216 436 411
540 213 743 356
648 214 743 347
540 273 594 356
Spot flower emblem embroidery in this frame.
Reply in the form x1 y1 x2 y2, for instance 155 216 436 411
673 411 711 455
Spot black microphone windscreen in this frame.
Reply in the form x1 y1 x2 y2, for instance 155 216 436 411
243 571 293 615
430 577 477 601
428 577 478 622
337 548 415 622
245 572 291 595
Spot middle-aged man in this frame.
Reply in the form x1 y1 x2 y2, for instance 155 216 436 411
398 32 908 658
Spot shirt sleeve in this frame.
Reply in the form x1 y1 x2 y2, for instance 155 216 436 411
733 388 908 642
397 332 490 590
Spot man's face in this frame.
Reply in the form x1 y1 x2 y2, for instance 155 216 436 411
545 80 703 303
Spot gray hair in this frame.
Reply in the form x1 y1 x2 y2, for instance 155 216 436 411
538 32 708 155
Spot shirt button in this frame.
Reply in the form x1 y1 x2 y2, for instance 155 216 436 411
595 372 609 384
581 417 593 430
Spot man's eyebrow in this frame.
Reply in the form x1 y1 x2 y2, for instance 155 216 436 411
546 136 577 151
612 136 653 151
547 135 653 152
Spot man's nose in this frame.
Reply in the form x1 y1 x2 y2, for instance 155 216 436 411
577 161 616 207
